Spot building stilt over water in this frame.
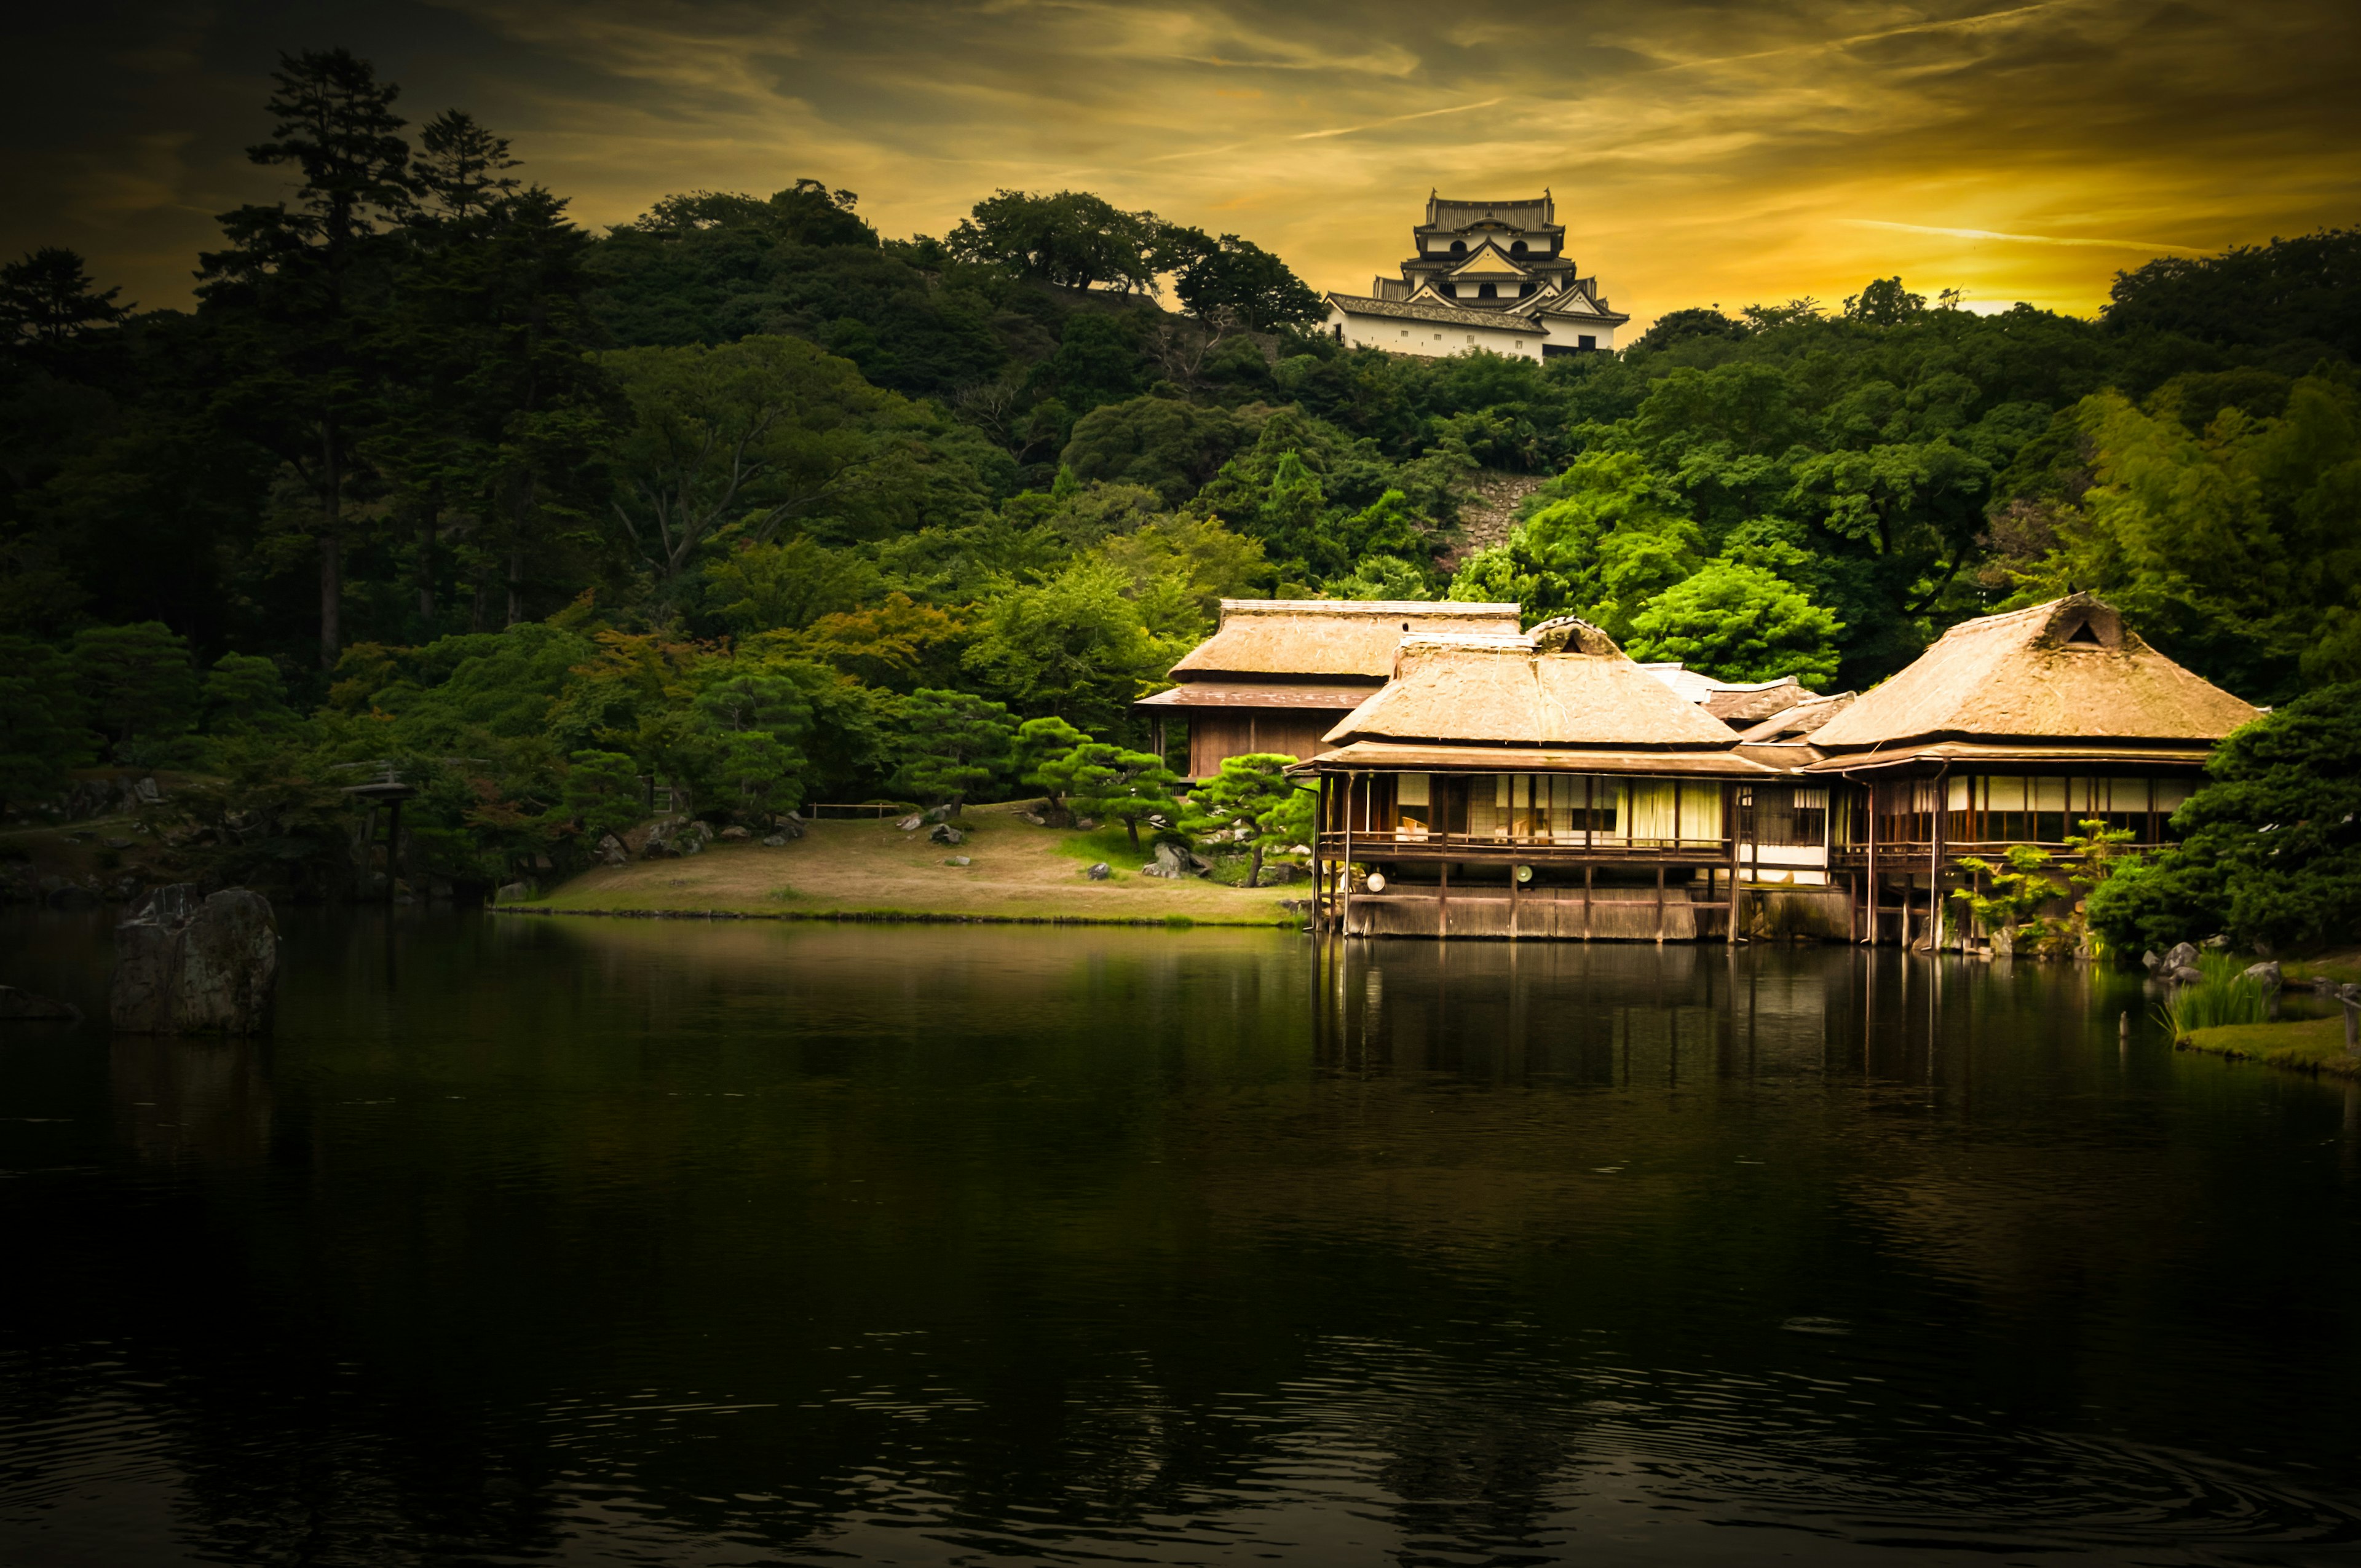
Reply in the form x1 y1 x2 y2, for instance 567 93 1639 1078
1140 591 2256 944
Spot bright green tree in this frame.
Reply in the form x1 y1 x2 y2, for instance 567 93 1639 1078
960 559 1173 735
1179 752 1314 887
1626 560 1844 688
1069 743 1181 853
1449 451 1704 637
888 688 1017 810
70 622 199 760
2086 683 2361 953
1013 715 1090 814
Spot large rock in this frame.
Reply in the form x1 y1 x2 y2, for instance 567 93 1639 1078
596 833 630 867
0 985 81 1022
2242 961 2282 991
930 823 967 846
2164 940 2199 971
1085 862 1110 881
109 885 277 1035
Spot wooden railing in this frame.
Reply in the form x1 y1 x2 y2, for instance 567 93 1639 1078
1315 830 1734 859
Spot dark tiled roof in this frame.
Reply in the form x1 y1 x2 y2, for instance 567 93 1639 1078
1328 293 1556 333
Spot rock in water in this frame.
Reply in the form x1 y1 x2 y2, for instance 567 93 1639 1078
0 985 81 1022
109 885 278 1035
2242 961 2282 991
2164 941 2199 971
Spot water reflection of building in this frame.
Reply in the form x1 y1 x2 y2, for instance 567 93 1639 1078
1313 942 1838 1082
1137 593 2254 947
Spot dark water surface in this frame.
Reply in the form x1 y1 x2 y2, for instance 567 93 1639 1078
4 911 2361 1566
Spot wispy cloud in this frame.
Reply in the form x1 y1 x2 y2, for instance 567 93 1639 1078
3 0 2352 324
1843 219 2218 254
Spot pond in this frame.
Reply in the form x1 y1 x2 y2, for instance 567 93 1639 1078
4 910 2360 1566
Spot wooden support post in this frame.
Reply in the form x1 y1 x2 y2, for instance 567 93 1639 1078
1310 774 1325 931
1340 771 1355 939
1929 769 1947 953
1509 857 1520 941
1439 856 1450 940
1866 782 1880 947
1727 782 1742 944
1584 864 1594 940
1655 864 1666 946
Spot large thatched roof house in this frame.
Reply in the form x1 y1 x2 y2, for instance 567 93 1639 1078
1137 599 1519 779
1146 589 2256 947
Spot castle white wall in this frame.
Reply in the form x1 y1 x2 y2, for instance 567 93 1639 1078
1326 304 1544 362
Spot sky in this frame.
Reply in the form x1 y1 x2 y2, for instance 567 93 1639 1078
3 0 2355 333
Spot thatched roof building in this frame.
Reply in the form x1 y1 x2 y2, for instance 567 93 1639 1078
1168 599 1521 682
1313 618 1769 775
1806 594 2256 769
1143 599 1521 778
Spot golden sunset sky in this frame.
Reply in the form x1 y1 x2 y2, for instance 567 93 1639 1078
6 0 2356 331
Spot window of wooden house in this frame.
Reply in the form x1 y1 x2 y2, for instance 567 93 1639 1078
1754 784 1827 846
1396 773 1431 840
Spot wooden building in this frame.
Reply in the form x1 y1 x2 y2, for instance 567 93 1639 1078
1802 592 2258 947
1137 599 1520 780
1293 593 2257 945
1303 618 1787 940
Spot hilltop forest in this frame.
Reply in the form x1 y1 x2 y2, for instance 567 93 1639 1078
4 48 2359 905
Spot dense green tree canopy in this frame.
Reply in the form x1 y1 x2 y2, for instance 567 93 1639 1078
6 42 2357 904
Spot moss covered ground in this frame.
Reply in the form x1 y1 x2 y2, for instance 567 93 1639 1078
2180 1015 2360 1078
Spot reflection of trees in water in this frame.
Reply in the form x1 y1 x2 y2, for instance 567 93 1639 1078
9 920 2360 1562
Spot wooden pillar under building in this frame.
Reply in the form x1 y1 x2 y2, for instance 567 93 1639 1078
1438 856 1450 940
1727 782 1742 944
1509 857 1520 940
1866 782 1880 947
1340 771 1356 939
1655 864 1666 946
1584 864 1594 940
1929 769 1947 953
1310 774 1324 931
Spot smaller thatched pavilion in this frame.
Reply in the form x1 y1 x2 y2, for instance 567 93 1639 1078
1803 592 2259 947
1303 618 1795 941
1138 599 1520 779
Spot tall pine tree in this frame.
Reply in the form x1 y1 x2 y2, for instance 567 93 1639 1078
197 49 414 668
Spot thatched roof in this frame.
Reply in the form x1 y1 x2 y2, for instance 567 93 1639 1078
1810 594 2258 752
1171 600 1522 682
1136 682 1375 711
1305 741 1777 778
1736 692 1855 743
1324 626 1742 750
1802 740 2220 776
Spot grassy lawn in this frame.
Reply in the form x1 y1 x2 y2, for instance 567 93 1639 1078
2181 1015 2360 1078
527 800 1306 926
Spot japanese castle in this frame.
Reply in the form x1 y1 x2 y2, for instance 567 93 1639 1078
1323 192 1630 363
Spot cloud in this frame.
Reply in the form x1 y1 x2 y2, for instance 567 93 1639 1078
1 0 2352 326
